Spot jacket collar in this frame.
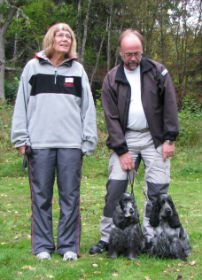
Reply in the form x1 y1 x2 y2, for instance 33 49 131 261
115 57 153 83
34 50 77 67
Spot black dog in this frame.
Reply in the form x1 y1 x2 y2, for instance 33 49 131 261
148 194 192 261
107 193 145 260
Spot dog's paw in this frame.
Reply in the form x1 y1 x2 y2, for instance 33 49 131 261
107 251 118 258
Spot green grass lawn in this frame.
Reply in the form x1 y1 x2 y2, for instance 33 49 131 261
0 146 202 280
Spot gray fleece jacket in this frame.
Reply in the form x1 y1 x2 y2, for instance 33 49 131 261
11 51 97 156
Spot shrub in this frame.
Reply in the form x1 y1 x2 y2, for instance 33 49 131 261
5 77 19 103
0 101 13 156
177 99 202 147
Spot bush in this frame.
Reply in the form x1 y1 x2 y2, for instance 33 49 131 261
5 77 19 103
177 99 202 147
0 101 13 156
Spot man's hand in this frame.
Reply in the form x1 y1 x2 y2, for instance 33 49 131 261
119 152 135 171
162 142 175 161
18 146 26 155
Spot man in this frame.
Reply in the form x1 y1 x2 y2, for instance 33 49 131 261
89 29 179 254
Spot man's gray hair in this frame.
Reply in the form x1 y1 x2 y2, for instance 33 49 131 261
118 29 143 48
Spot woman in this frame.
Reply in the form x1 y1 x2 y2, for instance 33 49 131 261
11 23 97 261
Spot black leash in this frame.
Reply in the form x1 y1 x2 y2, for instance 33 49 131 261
128 169 150 202
22 146 32 171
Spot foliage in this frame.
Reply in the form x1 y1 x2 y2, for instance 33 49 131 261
177 99 202 148
4 77 19 103
0 101 13 158
1 0 201 108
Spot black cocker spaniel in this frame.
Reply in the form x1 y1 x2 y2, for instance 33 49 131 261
107 193 145 260
148 194 192 261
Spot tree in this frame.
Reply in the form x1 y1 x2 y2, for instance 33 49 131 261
78 0 92 64
0 0 20 100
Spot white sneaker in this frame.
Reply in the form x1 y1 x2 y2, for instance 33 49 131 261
36 251 51 260
63 251 77 261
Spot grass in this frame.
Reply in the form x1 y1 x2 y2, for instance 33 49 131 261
0 145 202 280
0 101 202 279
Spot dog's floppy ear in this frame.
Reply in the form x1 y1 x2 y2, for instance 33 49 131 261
149 199 160 227
167 197 181 228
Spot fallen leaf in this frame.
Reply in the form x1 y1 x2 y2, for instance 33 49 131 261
190 260 196 266
145 276 151 280
93 271 101 274
178 263 184 267
46 275 54 279
21 265 36 271
125 261 132 265
112 272 118 277
92 263 98 267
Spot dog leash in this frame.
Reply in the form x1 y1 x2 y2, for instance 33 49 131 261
22 146 32 171
128 169 150 202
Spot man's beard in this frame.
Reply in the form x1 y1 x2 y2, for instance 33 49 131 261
125 60 140 70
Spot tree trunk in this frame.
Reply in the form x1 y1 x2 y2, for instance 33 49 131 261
77 0 82 59
0 0 17 100
90 19 108 86
0 31 5 101
80 0 92 64
159 0 165 64
107 0 114 72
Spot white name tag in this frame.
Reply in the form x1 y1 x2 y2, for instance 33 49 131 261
65 77 74 83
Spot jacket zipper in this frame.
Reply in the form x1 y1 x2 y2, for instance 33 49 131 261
54 68 57 84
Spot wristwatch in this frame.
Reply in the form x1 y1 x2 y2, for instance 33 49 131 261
164 140 174 145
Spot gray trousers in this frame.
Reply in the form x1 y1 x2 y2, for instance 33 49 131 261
28 148 82 256
100 131 170 243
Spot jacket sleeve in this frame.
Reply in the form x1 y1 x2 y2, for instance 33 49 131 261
160 69 179 141
101 73 128 155
11 64 31 148
80 69 97 156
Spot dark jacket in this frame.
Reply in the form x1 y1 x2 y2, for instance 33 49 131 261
101 57 179 155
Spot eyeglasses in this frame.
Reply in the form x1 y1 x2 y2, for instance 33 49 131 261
123 52 143 58
55 32 72 40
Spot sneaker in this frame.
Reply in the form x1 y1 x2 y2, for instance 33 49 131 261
89 240 108 255
36 251 51 260
63 251 78 261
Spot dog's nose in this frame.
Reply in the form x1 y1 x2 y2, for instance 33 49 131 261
165 208 172 216
129 208 134 214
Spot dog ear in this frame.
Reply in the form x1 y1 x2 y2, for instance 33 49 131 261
149 200 160 227
167 197 181 228
119 198 124 212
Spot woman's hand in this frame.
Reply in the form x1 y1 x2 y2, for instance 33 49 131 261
18 146 26 155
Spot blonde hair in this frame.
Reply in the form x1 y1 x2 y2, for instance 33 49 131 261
42 23 77 58
119 29 143 48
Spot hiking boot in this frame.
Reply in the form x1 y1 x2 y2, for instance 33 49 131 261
89 240 108 255
36 251 51 260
